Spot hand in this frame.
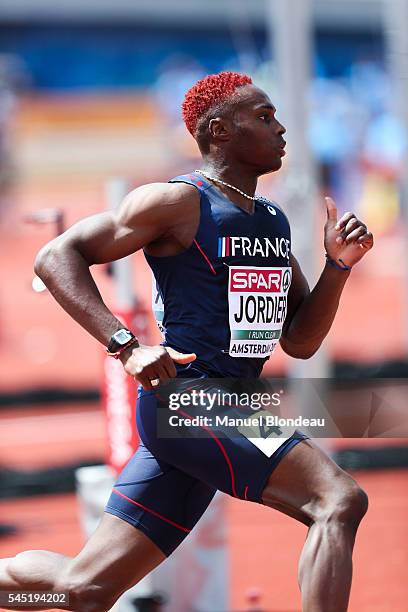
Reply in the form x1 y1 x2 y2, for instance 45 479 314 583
119 344 196 390
324 197 374 267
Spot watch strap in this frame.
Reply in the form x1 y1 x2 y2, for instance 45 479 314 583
106 336 139 359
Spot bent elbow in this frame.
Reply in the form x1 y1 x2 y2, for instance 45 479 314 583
280 338 320 360
296 348 319 360
34 246 47 278
34 244 53 278
34 240 63 280
289 348 318 360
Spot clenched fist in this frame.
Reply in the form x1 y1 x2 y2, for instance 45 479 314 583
324 197 374 268
119 343 196 390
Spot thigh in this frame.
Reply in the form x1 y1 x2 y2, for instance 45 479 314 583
261 438 360 523
105 441 216 557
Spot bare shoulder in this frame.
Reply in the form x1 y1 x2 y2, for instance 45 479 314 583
119 181 199 227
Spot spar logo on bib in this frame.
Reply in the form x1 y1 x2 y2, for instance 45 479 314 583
228 266 291 358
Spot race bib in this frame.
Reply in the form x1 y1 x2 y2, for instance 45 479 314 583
152 276 165 335
228 266 292 358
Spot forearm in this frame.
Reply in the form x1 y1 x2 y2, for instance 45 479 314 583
282 262 350 357
34 244 124 346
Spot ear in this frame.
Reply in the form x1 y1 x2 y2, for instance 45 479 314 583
208 117 230 141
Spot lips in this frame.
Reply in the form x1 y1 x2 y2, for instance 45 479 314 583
278 140 286 156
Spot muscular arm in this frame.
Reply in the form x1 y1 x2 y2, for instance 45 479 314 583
280 254 350 359
280 197 373 360
34 182 193 346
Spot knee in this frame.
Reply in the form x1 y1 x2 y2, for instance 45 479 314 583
318 482 368 531
339 484 369 526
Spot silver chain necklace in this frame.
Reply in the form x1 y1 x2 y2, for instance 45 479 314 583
195 169 267 203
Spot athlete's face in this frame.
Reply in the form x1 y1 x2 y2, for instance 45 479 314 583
229 86 287 173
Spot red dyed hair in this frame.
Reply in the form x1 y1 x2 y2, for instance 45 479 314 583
182 71 253 136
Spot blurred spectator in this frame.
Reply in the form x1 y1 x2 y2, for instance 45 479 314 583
153 54 205 164
154 54 205 125
307 60 406 233
309 77 365 203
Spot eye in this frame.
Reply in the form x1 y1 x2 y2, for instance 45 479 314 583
259 113 271 123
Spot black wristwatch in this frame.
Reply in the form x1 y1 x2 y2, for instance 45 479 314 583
107 328 138 356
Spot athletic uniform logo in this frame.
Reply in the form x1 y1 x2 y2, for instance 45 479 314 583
265 204 277 215
282 269 291 292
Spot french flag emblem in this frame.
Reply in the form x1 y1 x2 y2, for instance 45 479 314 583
218 237 230 257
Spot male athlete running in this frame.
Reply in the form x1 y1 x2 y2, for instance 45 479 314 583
1 72 373 611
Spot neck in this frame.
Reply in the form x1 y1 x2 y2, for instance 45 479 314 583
200 158 258 198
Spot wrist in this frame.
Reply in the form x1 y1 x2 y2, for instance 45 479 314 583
323 261 351 289
325 253 352 272
118 342 138 364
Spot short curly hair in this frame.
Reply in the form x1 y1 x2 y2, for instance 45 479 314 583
182 71 253 136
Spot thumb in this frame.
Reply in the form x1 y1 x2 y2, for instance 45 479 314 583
325 197 338 224
165 347 197 364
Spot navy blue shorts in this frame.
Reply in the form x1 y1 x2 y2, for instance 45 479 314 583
105 369 307 556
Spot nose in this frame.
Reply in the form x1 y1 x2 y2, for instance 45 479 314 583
277 121 286 135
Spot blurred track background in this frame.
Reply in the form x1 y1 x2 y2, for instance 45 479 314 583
0 1 407 611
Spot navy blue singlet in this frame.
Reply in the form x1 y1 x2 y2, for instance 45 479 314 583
105 172 308 557
147 172 292 378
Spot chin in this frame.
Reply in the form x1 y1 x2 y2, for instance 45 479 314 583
263 158 283 174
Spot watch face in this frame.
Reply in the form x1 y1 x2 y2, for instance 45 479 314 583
114 329 133 346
